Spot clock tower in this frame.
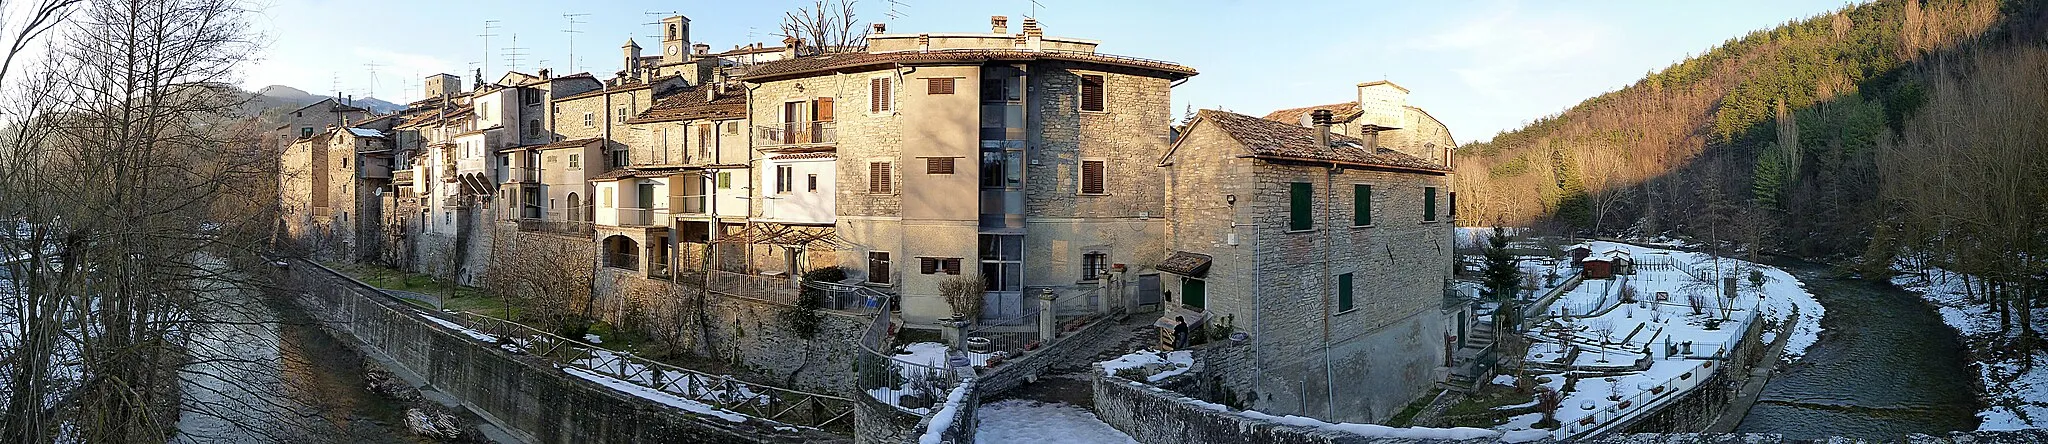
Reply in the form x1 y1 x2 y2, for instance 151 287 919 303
660 15 691 66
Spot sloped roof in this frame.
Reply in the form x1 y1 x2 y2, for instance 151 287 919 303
628 86 746 124
1182 109 1447 173
554 74 681 102
1261 102 1364 125
345 128 385 138
526 137 603 151
740 49 1197 81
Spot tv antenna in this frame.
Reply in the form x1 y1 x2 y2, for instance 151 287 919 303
364 60 382 100
1028 0 1047 19
563 13 588 74
480 20 501 77
503 33 529 75
886 0 910 20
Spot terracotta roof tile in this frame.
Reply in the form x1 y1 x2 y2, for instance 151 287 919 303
739 49 1196 81
1192 109 1446 173
627 86 746 124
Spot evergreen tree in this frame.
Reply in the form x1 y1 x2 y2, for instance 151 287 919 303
1483 226 1524 332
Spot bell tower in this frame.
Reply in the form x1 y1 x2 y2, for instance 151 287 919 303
660 15 691 66
621 38 642 77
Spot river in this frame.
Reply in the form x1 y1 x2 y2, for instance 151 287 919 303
171 275 422 443
1732 259 1981 439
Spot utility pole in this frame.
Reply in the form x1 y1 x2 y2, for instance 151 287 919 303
563 13 587 73
480 20 500 78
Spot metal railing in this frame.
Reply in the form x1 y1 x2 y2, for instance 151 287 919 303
854 298 961 419
756 121 836 146
507 167 539 183
515 219 594 236
963 285 1110 368
615 207 670 226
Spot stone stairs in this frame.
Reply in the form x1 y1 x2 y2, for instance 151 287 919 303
1443 321 1500 391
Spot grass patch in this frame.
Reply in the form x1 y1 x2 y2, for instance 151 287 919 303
1385 388 1444 427
1438 383 1537 428
325 262 512 318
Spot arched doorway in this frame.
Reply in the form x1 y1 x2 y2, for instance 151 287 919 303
603 235 639 270
565 192 581 222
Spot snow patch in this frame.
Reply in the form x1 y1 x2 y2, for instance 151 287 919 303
1098 350 1193 383
421 315 498 342
976 400 1137 444
562 367 751 423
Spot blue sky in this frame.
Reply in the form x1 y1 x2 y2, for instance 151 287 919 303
244 0 1862 143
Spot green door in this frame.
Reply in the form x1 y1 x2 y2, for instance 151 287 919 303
1181 278 1206 309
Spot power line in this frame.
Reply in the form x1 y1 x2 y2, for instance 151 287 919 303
563 13 587 74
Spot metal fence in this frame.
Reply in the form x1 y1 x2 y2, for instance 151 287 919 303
850 284 962 420
756 121 837 146
963 285 1112 368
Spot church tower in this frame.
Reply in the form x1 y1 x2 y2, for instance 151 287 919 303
660 15 691 66
621 38 642 78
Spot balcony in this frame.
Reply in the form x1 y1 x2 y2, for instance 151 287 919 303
392 169 414 185
755 121 836 147
616 207 671 227
360 162 392 180
670 195 707 215
516 218 595 236
507 167 539 183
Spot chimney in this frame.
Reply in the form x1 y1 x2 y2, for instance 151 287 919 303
782 36 802 58
1311 109 1333 149
872 22 887 34
1022 18 1043 37
992 15 1009 34
918 33 930 52
693 43 709 55
539 68 551 79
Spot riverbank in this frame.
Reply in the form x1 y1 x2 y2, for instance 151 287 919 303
1891 264 2047 430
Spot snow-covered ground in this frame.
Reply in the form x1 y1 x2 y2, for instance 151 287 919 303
976 400 1137 444
1892 263 2048 430
869 342 962 415
1495 241 1824 439
1098 350 1192 383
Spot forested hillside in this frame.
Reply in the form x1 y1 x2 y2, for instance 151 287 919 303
1454 0 2048 261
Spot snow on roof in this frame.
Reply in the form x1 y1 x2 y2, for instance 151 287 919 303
346 127 385 138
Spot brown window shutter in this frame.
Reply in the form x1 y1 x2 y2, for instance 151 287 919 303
927 157 954 175
814 97 834 122
920 257 938 274
870 79 881 113
1081 160 1106 194
943 258 962 275
870 162 893 194
1080 74 1105 112
928 78 955 95
881 78 892 111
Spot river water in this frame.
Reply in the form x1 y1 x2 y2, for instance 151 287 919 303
1733 259 1980 439
170 278 421 443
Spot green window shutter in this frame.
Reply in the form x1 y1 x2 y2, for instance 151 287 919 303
1338 273 1354 312
1353 184 1371 226
1290 182 1313 231
1424 187 1438 222
1182 278 1206 309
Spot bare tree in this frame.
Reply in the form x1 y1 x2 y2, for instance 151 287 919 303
777 0 869 55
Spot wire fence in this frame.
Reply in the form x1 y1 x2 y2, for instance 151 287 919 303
851 284 962 420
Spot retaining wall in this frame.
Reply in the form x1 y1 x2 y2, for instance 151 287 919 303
287 261 839 443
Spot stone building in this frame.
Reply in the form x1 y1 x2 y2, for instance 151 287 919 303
272 98 370 153
1262 80 1457 169
279 122 395 262
1160 109 1454 424
735 16 1197 324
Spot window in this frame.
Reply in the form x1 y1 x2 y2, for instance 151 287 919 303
717 171 733 189
567 153 581 169
868 161 893 194
815 98 835 122
1337 273 1355 312
776 165 794 193
1079 160 1106 195
807 174 818 192
696 123 713 158
1082 252 1108 281
919 257 963 275
1353 184 1372 226
1449 191 1458 221
615 107 628 124
1181 278 1206 309
980 234 1023 292
1079 74 1105 112
1289 182 1313 231
1424 187 1439 222
724 121 739 135
868 252 891 284
927 77 956 95
869 77 893 112
602 188 613 208
926 157 955 175
300 126 314 138
525 119 541 138
582 112 594 127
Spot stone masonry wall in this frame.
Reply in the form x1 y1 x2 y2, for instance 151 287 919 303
287 261 831 444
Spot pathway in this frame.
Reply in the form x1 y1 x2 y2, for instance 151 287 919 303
1705 313 1798 433
383 288 442 309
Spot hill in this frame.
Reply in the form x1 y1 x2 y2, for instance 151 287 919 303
1452 0 2048 259
250 84 404 114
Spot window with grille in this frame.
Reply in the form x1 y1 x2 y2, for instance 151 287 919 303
1079 74 1105 112
927 157 955 175
1082 252 1108 281
869 78 893 112
868 252 891 284
868 162 893 194
928 77 955 95
1080 160 1106 194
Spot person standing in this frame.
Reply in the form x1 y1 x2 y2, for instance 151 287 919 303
1172 316 1190 350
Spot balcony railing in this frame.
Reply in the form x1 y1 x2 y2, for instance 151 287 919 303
507 167 539 183
755 121 836 146
516 218 595 236
614 208 670 226
671 195 707 215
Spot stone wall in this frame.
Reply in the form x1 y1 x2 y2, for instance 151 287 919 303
975 310 1128 396
1093 371 1416 444
584 267 869 394
287 261 835 444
